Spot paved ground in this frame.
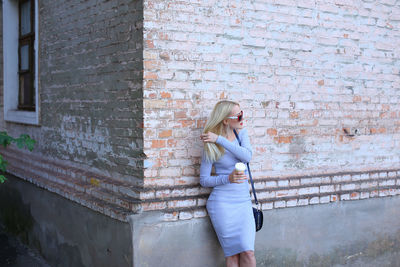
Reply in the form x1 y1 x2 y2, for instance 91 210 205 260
0 224 50 267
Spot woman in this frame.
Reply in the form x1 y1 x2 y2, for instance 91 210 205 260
200 100 256 267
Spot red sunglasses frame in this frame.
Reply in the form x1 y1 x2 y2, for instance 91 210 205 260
226 110 243 122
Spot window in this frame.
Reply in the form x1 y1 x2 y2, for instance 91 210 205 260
18 0 35 111
3 0 39 125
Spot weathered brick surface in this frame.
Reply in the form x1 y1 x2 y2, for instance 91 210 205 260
2 146 142 222
1 0 144 183
0 0 145 221
1 0 400 223
39 0 144 183
142 0 400 221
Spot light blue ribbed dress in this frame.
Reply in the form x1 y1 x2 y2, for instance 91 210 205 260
200 128 255 257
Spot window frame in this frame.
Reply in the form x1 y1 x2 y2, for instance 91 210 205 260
17 0 35 111
2 0 40 125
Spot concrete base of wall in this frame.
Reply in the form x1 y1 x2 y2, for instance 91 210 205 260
127 211 226 267
128 195 400 267
0 174 132 267
2 173 400 267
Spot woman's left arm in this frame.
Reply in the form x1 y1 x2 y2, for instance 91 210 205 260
215 128 253 163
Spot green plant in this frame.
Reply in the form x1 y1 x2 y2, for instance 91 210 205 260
0 131 36 183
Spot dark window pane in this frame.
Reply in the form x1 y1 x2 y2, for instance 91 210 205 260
19 74 25 104
20 44 29 71
20 1 31 35
23 73 32 106
19 72 33 107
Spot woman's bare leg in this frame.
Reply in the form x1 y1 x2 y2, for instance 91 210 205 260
226 254 240 267
239 250 256 267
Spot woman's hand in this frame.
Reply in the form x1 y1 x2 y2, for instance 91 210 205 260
229 169 248 184
200 132 219 143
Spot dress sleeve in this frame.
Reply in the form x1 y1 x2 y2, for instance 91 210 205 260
215 128 253 163
199 150 230 187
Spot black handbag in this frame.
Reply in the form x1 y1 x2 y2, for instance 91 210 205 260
233 129 263 232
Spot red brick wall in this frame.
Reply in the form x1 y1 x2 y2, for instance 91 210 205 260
1 0 399 223
142 0 400 221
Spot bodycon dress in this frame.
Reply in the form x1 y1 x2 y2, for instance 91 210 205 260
199 128 255 257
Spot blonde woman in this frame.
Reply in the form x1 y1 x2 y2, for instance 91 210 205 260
200 100 256 267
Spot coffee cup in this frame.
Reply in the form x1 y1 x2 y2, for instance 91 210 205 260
235 162 246 174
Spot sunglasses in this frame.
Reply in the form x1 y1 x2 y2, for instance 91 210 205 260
226 110 243 122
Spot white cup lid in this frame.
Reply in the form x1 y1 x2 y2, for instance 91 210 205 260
235 162 246 171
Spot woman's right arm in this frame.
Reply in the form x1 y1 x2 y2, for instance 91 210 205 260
215 128 252 163
199 150 231 187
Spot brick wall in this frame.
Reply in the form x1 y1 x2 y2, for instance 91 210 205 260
38 0 144 181
1 0 399 223
142 0 400 221
0 0 145 222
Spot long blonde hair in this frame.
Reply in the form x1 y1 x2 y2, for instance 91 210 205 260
203 100 240 163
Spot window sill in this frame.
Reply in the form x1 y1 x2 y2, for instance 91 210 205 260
5 109 40 126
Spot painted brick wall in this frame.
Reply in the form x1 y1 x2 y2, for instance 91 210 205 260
142 0 400 221
0 0 145 222
1 0 399 223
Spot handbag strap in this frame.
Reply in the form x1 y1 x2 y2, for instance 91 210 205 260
233 129 259 206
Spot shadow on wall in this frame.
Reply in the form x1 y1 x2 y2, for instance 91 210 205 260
0 185 34 243
0 180 85 267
